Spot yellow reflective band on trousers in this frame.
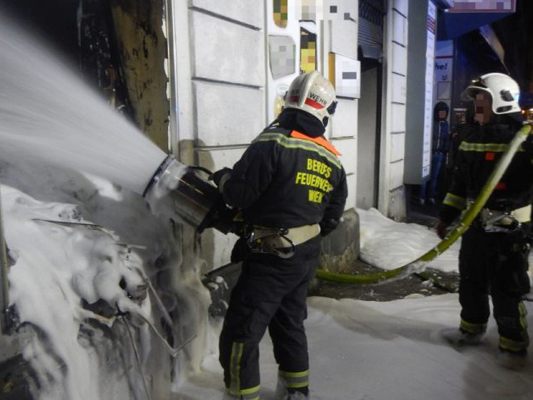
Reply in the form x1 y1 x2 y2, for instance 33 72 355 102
519 302 528 332
229 342 243 394
229 342 260 399
460 319 486 335
239 387 260 400
443 192 466 210
225 390 260 400
279 369 309 389
500 302 530 352
500 336 529 352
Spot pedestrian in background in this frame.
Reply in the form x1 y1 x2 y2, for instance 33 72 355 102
420 101 450 205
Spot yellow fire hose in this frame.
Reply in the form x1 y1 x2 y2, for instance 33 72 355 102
316 123 532 285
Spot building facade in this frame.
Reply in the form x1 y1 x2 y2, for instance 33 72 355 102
167 0 412 269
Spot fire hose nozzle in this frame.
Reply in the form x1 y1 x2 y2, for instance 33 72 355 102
143 156 238 234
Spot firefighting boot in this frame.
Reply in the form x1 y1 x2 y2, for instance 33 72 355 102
283 392 309 400
275 370 310 400
275 379 310 399
275 379 309 400
496 348 528 370
274 375 288 399
222 392 260 400
441 328 485 347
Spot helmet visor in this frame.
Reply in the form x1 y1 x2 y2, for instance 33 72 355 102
327 100 338 116
461 77 488 101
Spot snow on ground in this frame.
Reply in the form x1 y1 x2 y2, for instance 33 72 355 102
358 208 461 273
176 209 533 400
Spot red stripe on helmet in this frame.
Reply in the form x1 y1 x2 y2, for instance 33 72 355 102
304 97 325 109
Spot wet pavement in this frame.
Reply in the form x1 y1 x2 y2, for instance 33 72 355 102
309 259 459 301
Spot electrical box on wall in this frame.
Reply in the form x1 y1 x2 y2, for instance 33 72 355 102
329 52 360 99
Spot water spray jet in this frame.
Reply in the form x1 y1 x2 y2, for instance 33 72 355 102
0 12 238 239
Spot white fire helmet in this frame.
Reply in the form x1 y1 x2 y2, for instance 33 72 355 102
284 71 337 126
461 72 521 114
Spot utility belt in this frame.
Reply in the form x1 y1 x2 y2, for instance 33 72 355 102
246 224 321 259
476 204 531 233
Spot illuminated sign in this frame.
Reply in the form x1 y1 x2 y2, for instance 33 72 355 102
448 0 515 13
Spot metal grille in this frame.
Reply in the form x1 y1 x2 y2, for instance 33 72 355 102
358 0 385 56
359 0 385 25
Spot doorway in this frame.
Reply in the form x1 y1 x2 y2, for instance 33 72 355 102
356 57 382 209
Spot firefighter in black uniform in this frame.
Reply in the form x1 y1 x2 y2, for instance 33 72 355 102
437 73 533 369
211 71 347 400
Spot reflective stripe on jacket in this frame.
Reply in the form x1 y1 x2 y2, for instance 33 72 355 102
440 120 533 225
221 126 348 229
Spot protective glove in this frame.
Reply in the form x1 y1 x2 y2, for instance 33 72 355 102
231 237 250 263
319 218 340 237
209 167 232 188
524 132 533 155
435 219 449 240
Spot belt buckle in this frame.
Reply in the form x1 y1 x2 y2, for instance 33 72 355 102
246 227 295 258
481 208 520 232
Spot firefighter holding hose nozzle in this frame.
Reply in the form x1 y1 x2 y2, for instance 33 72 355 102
437 73 533 370
210 71 347 400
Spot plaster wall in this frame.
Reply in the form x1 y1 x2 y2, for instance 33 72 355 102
169 1 418 268
379 0 409 220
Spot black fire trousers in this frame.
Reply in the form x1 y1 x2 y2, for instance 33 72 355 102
458 223 531 350
219 236 320 397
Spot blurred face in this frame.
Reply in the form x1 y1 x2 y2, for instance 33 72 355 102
473 92 493 125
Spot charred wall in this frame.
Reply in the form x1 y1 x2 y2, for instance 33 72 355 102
109 0 170 151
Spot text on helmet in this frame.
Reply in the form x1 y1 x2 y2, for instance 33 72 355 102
307 92 327 108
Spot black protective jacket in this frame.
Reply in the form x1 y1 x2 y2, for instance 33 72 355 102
440 117 533 225
221 118 347 230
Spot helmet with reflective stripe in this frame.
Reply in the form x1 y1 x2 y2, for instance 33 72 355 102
461 72 521 115
285 71 337 127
